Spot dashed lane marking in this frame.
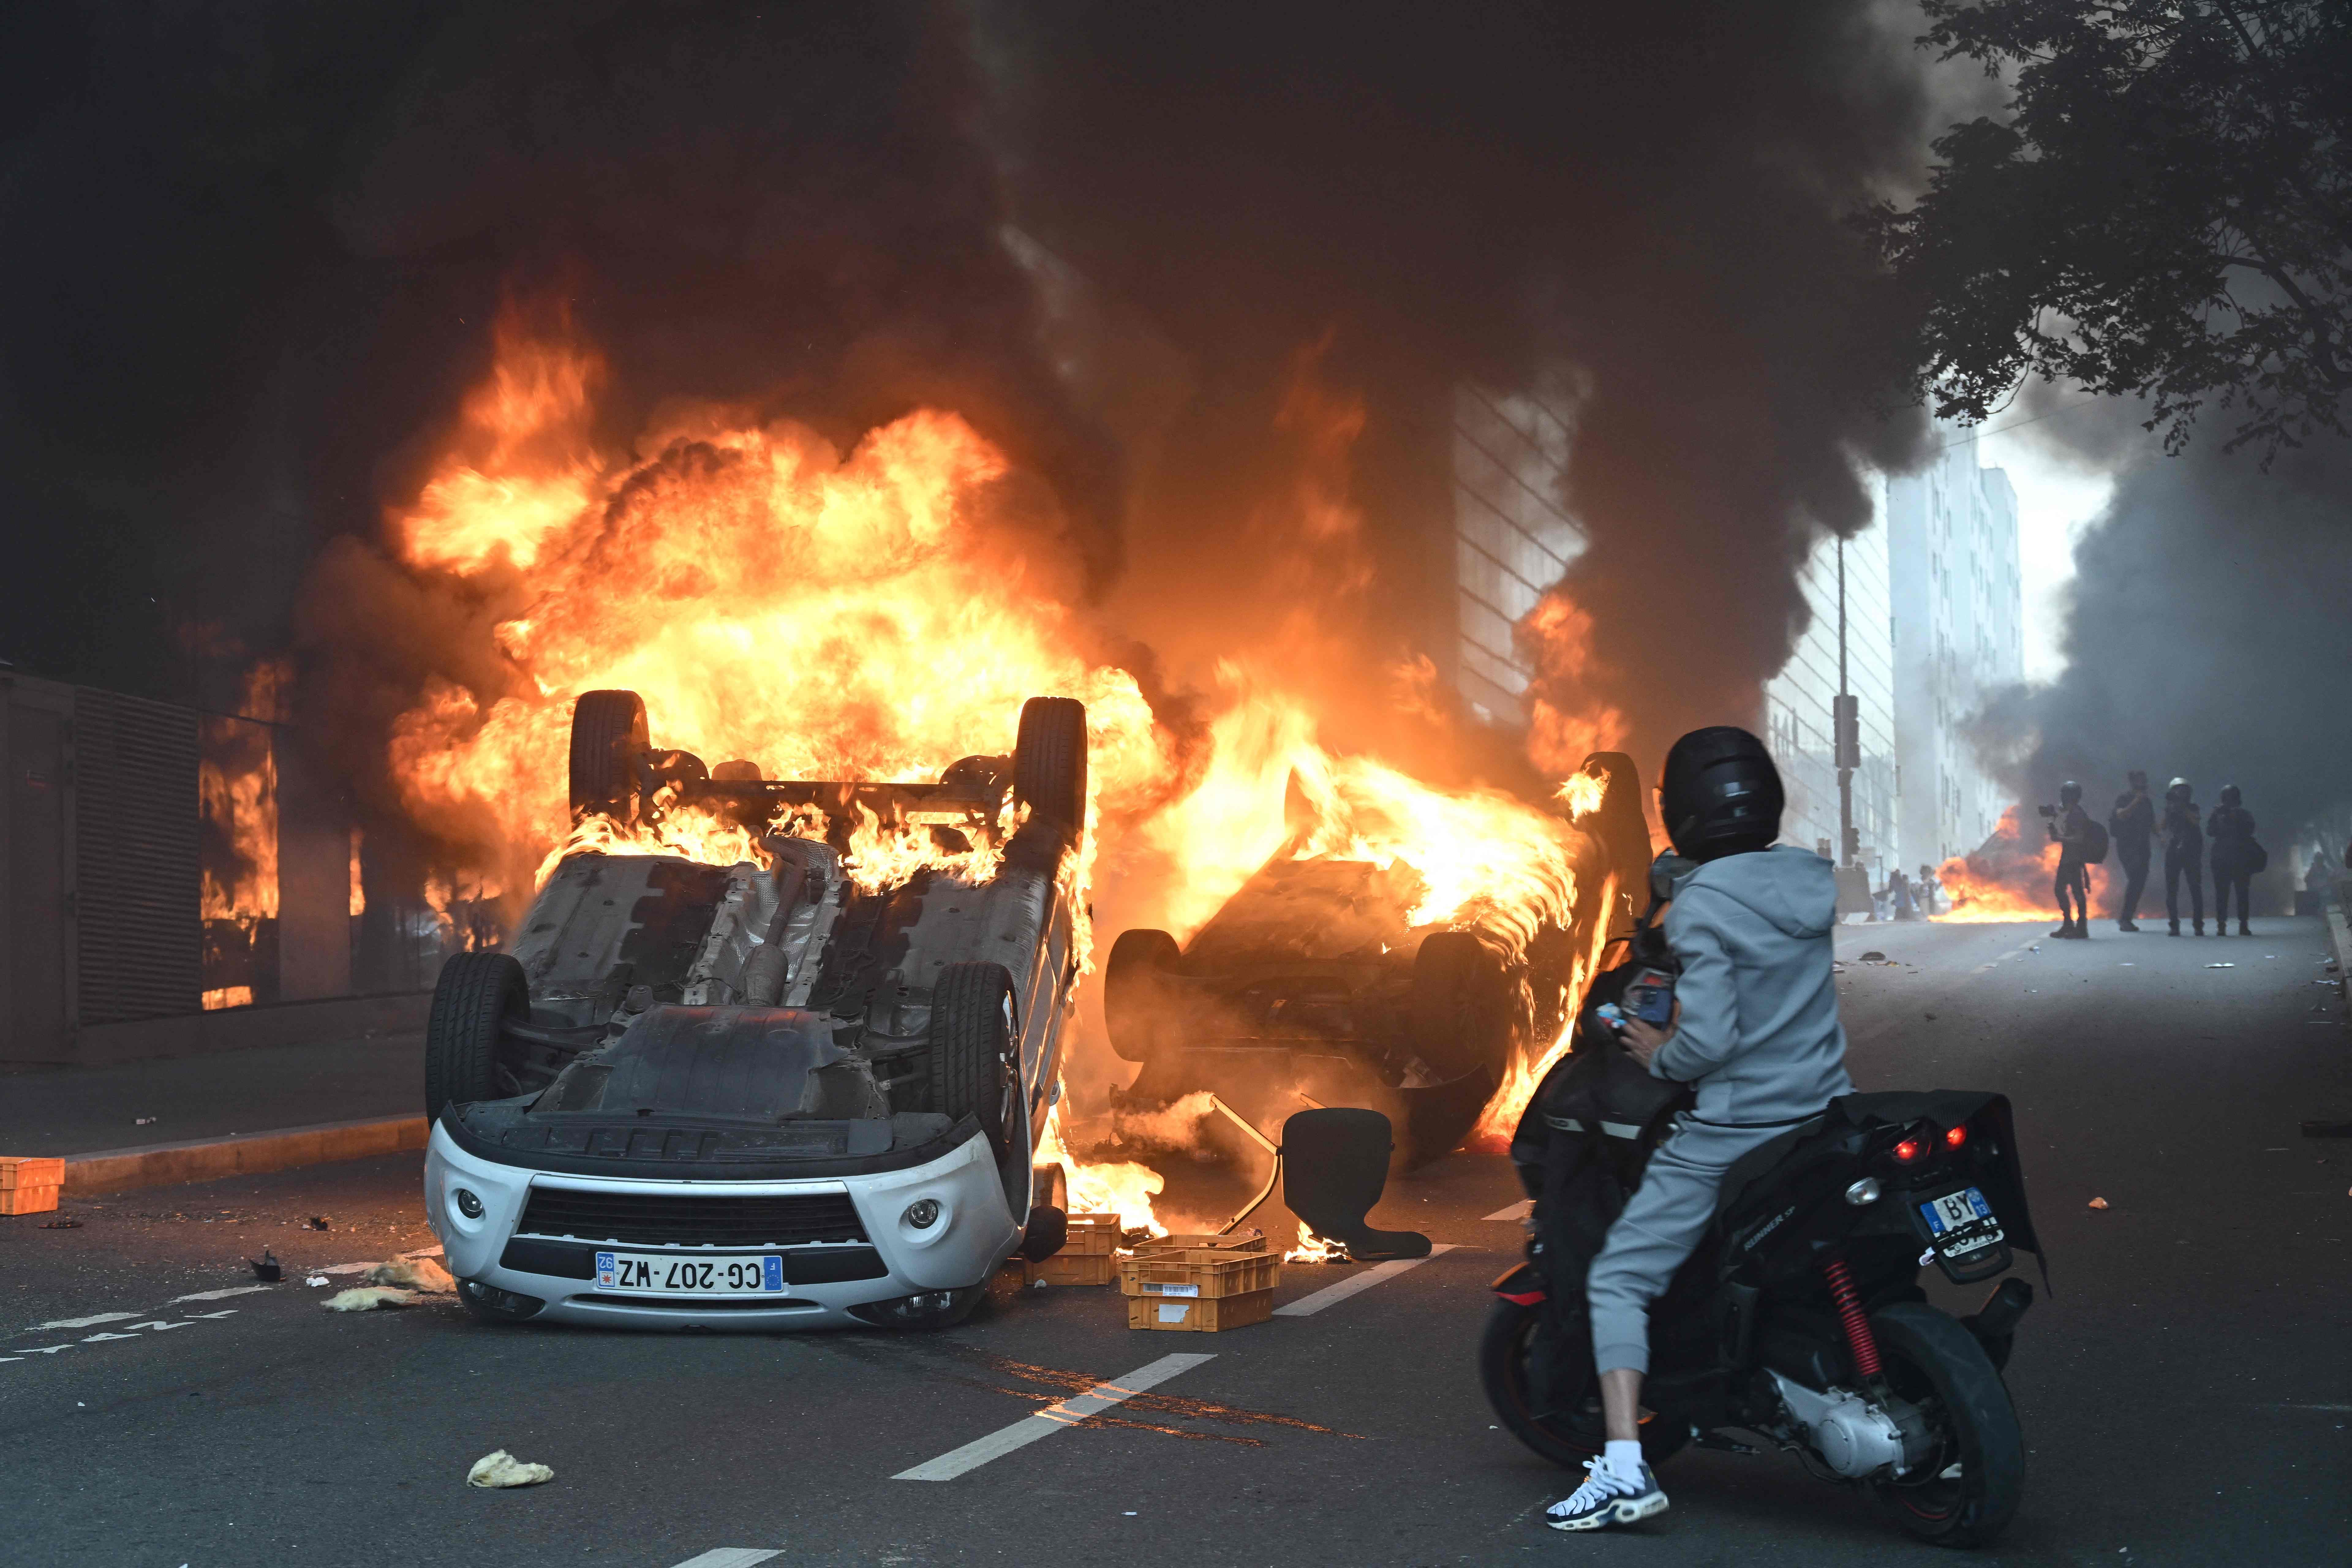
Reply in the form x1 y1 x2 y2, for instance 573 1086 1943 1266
1482 1200 1532 1222
664 1552 782 1567
35 1313 141 1331
892 1352 1216 1481
1969 939 2041 976
172 1285 275 1304
1273 1245 1457 1316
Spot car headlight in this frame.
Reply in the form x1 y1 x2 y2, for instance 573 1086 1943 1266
903 1198 942 1230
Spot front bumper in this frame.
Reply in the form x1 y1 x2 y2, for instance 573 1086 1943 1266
424 1120 1022 1330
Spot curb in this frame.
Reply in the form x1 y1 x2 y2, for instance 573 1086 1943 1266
2328 900 2352 980
62 1115 430 1197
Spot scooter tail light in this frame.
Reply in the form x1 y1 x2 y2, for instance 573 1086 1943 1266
1945 1123 1969 1149
1893 1137 1923 1163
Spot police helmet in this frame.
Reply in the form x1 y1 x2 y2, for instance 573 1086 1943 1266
1659 726 1783 861
2167 777 2192 801
2059 780 2082 806
2219 783 2241 807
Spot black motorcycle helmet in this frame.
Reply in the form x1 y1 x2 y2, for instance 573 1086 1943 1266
2059 780 2082 806
2219 783 2241 807
1659 726 1783 861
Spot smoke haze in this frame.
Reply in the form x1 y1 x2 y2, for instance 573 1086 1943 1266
3 1 1942 824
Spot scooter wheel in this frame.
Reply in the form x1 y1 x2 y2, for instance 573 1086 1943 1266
1870 1302 2025 1547
1478 1296 1689 1471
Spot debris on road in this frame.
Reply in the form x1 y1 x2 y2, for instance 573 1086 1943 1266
40 1217 82 1229
2088 1197 2111 1210
304 1216 331 1231
323 1286 417 1311
134 1116 156 1126
248 1250 282 1282
466 1450 554 1488
1860 950 1887 962
306 1274 330 1287
366 1257 455 1292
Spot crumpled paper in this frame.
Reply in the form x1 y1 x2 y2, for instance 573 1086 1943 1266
365 1257 455 1292
323 1286 418 1312
467 1449 554 1488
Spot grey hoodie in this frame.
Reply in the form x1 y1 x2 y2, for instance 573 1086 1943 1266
1650 846 1853 1124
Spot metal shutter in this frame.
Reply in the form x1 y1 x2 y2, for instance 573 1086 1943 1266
75 687 202 1023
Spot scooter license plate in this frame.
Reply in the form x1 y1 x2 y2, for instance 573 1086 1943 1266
1919 1186 2004 1257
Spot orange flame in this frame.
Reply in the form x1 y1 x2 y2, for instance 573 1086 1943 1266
1935 805 2105 922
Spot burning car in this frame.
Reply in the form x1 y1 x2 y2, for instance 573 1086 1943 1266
1103 832 1581 1165
422 688 1087 1330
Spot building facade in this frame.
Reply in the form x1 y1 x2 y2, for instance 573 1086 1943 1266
1761 522 1899 880
1449 380 1586 729
1885 424 2024 871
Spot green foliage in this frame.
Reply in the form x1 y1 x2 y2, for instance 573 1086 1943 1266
1865 2 2352 459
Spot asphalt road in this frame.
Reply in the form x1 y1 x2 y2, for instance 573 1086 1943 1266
5 917 2347 1567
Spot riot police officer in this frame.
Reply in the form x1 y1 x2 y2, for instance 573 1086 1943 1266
2162 778 2203 935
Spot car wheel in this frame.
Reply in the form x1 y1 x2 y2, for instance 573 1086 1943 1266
1013 696 1087 833
917 961 1015 1159
1408 931 1510 1081
425 952 529 1122
569 689 649 822
1103 928 1181 1062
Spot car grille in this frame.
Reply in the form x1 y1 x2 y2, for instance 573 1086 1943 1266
516 1187 868 1247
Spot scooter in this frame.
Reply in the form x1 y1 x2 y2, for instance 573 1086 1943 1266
1481 869 2044 1547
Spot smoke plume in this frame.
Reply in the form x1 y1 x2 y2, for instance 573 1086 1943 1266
3 1 1940 819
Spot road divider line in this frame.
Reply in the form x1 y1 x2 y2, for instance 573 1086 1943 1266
1274 1245 1457 1317
665 1551 782 1567
1969 939 2041 976
1482 1200 1532 1222
892 1352 1215 1481
35 1313 141 1330
172 1285 274 1304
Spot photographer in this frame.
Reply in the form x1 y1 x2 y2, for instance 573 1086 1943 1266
2045 782 2093 940
1545 727 1852 1533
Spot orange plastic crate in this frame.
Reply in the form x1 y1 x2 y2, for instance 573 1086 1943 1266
1127 1288 1274 1332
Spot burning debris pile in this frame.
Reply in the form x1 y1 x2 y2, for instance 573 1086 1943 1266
1936 806 2108 923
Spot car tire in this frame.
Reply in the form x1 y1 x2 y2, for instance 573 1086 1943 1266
1103 928 1181 1062
918 961 1016 1159
1408 931 1510 1081
569 689 649 822
1013 696 1087 833
425 952 529 1122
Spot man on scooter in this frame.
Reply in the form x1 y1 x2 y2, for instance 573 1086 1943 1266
1547 726 1854 1532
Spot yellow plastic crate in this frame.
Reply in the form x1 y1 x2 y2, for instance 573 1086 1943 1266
1128 1288 1274 1332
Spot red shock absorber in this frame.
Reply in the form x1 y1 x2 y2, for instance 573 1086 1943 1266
1822 1257 1883 1381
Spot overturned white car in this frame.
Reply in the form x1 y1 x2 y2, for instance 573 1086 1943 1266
422 689 1086 1330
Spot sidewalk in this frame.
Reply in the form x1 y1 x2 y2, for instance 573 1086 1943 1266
0 1033 426 1194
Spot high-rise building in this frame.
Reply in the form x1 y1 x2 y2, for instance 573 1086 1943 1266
1449 382 1585 729
1886 424 2023 870
1761 523 1898 880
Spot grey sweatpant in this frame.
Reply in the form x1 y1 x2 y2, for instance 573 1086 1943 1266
1588 1115 1798 1375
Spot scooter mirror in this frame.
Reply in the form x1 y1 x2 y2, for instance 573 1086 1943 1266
1280 1109 1431 1261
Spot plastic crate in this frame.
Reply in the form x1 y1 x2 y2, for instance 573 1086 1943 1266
1119 1246 1283 1301
0 1157 63 1216
1027 1251 1115 1286
1131 1228 1266 1255
1127 1288 1274 1332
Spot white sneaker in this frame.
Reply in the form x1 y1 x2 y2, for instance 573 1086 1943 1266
1544 1456 1669 1531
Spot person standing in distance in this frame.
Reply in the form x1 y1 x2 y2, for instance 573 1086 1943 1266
1543 727 1852 1533
2109 771 2154 932
2161 778 2204 936
2207 784 2258 936
2048 781 2093 939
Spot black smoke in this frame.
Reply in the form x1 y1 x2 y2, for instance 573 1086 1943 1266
2 1 1937 797
1981 429 2352 888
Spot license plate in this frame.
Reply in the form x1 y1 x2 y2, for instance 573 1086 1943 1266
1918 1187 2005 1257
593 1252 785 1295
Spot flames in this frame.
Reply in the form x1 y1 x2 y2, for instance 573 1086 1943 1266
376 309 1634 1229
1935 805 2105 922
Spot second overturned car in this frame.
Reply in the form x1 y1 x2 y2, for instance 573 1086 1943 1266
422 688 1088 1330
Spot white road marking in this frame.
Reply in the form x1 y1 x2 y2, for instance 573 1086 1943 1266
171 1285 274 1303
1482 1200 1532 1222
892 1352 1216 1481
36 1313 140 1330
1273 1245 1457 1317
1969 939 2041 976
665 1552 782 1568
